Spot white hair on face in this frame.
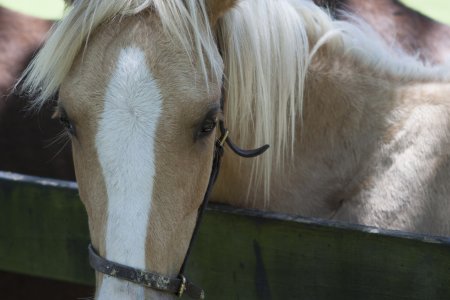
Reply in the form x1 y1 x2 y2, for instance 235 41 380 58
20 0 450 204
96 47 162 299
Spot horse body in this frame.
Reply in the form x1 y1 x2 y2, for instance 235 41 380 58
21 0 450 299
0 7 50 91
0 7 74 180
218 77 450 234
212 3 450 236
315 0 450 64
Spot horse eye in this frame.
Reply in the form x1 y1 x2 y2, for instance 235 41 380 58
59 111 76 136
199 118 217 135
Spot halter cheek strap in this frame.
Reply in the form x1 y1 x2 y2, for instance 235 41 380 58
88 120 269 299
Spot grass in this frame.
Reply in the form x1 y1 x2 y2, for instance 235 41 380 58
0 0 449 24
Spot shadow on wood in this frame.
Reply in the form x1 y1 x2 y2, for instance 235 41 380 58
0 171 449 299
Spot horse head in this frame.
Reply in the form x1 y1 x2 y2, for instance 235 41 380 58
24 1 243 299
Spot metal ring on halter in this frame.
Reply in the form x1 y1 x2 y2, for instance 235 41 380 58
218 130 229 146
177 274 187 297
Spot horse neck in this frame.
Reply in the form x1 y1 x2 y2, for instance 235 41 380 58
214 48 450 217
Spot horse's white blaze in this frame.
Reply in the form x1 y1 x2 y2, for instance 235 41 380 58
95 47 162 299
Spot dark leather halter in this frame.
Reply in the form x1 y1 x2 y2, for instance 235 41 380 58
88 109 269 298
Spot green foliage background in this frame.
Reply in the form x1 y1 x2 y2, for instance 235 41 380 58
0 0 448 24
0 0 65 20
402 0 450 25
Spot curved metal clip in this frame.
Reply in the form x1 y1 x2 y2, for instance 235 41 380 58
218 129 229 147
218 121 269 158
177 274 187 298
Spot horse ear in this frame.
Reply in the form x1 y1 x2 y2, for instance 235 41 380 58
206 0 238 26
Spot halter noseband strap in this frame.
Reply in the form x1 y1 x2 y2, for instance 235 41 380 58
88 120 269 299
88 244 204 298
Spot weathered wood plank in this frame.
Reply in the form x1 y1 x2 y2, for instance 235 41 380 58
1 171 450 299
190 207 450 299
0 172 92 285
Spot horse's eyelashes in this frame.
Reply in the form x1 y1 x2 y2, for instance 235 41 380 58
194 104 221 140
195 116 218 141
58 108 76 136
201 118 217 133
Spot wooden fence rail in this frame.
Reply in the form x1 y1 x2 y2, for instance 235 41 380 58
0 171 449 299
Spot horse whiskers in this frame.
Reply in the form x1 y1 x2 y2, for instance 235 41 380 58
46 138 71 163
44 130 72 163
44 129 71 149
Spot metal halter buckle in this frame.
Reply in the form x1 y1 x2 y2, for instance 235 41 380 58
177 274 187 298
218 130 229 147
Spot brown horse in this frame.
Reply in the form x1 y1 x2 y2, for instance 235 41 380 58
0 6 74 180
314 0 450 64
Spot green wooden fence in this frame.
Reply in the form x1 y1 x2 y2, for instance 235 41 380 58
1 171 449 299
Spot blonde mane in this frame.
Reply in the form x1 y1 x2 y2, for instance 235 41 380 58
20 0 450 204
220 0 449 201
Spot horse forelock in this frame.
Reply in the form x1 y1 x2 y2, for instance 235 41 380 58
19 0 222 109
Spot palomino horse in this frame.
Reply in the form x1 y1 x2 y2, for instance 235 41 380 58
20 0 450 299
314 0 450 65
2 0 448 181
